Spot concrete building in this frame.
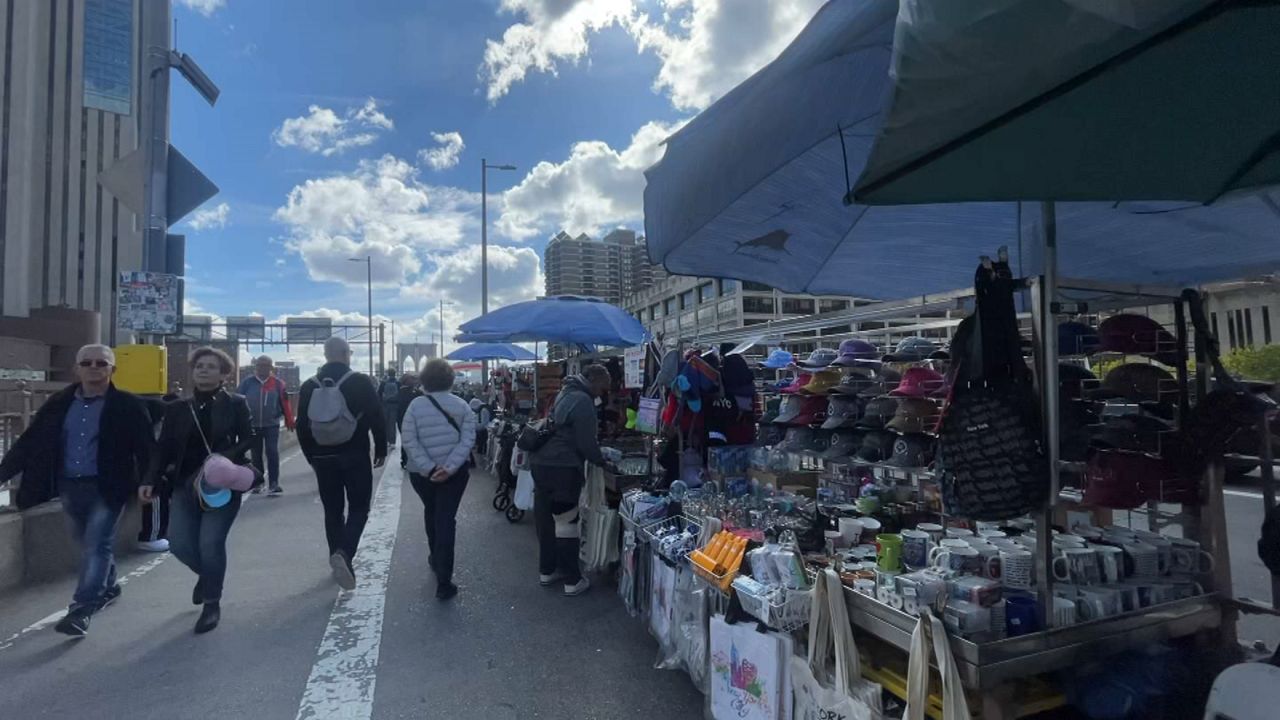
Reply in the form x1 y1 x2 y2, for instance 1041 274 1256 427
543 229 664 305
0 0 148 339
1145 278 1280 353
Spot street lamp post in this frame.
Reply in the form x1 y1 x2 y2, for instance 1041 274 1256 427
349 256 374 375
481 159 516 383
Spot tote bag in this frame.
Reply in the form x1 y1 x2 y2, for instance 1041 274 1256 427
792 569 883 720
710 614 793 720
905 610 971 720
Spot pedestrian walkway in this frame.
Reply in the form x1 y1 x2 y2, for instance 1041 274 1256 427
0 452 703 719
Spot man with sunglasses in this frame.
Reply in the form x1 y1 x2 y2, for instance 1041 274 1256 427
0 344 153 637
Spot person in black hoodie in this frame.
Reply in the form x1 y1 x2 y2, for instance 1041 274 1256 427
394 373 420 468
141 346 257 634
296 336 387 591
0 344 153 637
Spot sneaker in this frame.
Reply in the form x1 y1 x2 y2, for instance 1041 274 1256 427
563 577 591 597
138 539 170 553
98 584 122 610
250 487 264 494
330 551 356 591
435 583 459 601
54 609 90 637
539 572 566 587
268 486 283 496
194 602 220 634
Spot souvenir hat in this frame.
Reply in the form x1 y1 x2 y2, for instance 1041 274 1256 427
883 337 941 363
779 372 812 394
654 348 681 389
721 353 755 398
888 366 946 398
832 339 880 367
821 396 864 429
822 430 864 459
778 427 815 451
757 423 786 447
800 431 830 454
772 395 804 424
1089 414 1174 453
1058 363 1099 401
194 475 232 510
1097 314 1179 366
885 397 940 434
758 396 783 424
887 433 934 469
856 429 897 462
856 396 899 429
799 369 842 395
201 454 256 492
1087 363 1175 403
789 396 829 426
761 349 794 369
830 366 878 396
1059 321 1101 356
797 348 840 369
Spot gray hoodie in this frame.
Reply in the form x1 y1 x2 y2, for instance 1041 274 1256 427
531 375 605 468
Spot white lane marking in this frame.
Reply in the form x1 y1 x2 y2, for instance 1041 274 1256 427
0 554 169 650
1224 488 1266 500
295 462 403 720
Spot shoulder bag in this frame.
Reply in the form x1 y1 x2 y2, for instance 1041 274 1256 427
424 394 473 472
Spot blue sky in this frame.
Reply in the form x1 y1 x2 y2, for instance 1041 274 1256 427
168 0 824 370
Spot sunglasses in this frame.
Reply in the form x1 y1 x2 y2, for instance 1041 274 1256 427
78 360 111 368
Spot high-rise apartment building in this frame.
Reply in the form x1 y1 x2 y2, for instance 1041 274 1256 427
0 0 148 337
543 228 664 305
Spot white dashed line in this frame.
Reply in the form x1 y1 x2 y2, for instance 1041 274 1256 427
295 461 403 720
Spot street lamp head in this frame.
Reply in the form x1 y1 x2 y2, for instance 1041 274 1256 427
494 164 517 171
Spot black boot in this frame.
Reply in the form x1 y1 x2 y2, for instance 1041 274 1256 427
195 602 220 634
192 579 204 606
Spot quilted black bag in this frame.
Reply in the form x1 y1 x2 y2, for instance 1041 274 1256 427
937 254 1048 520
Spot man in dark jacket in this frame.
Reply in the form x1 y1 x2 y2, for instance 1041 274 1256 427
0 344 153 636
295 336 387 590
529 364 610 597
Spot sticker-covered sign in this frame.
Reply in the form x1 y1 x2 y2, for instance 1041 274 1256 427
624 346 644 389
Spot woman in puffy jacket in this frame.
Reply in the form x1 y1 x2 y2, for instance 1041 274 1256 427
401 358 476 601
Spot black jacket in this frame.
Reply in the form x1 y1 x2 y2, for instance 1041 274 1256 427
296 362 388 461
0 383 153 510
394 385 420 430
147 388 255 492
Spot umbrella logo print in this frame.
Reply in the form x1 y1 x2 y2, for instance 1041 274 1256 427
732 229 791 257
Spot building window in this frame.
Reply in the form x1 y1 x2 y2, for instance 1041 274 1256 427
742 297 775 315
651 303 662 319
719 279 736 295
1236 309 1246 349
1264 306 1272 344
699 282 715 303
819 299 849 313
1227 311 1238 349
742 281 773 292
1211 312 1219 341
665 298 677 315
1245 308 1255 347
680 290 695 309
781 298 815 315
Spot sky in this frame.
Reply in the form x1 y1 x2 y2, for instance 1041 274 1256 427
169 0 826 373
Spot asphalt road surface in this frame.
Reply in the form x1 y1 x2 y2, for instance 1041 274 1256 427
0 451 704 720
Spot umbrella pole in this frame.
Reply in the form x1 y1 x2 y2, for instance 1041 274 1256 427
1032 200 1061 631
534 342 540 417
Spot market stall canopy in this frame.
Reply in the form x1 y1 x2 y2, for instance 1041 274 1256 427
455 296 648 347
854 0 1280 205
445 342 538 362
643 0 1280 300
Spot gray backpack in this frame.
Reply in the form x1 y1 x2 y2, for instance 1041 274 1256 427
307 371 360 445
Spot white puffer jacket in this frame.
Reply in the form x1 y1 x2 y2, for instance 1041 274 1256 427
400 391 477 476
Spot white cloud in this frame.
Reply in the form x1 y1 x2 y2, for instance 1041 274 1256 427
481 0 824 112
177 0 225 17
482 0 635 103
498 119 683 240
419 131 466 171
185 201 230 231
400 244 545 345
271 99 394 156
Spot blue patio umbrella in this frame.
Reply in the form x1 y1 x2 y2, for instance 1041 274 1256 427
445 342 538 362
455 296 648 347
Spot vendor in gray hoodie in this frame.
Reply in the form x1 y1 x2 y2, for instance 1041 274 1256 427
529 364 611 596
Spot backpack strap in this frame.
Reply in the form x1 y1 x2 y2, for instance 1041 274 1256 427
335 370 356 388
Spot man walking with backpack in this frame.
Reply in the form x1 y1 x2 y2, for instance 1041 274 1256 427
296 337 387 590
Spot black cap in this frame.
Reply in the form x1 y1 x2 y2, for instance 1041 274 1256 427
856 429 897 462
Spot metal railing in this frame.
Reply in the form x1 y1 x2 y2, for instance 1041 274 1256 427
0 381 65 510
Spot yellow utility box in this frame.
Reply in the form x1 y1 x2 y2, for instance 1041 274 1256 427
113 344 167 395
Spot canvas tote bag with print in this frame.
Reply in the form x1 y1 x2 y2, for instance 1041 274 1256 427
792 568 883 720
710 614 793 720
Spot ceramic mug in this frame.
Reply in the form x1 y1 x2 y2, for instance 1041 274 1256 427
1078 587 1123 620
839 517 864 547
1119 539 1161 578
876 533 904 572
1005 594 1040 637
1052 596 1078 628
1053 532 1088 548
852 578 876 596
1102 583 1141 612
978 528 1008 541
1091 543 1125 584
932 546 983 575
1000 548 1034 590
945 527 975 539
1169 537 1215 575
928 539 972 565
916 522 945 543
901 529 933 569
1053 547 1102 585
859 517 883 544
1134 531 1174 575
969 542 1003 580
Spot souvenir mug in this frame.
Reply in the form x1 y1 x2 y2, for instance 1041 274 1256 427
969 542 1003 580
1119 539 1161 578
1134 531 1174 575
876 533 904 572
839 517 864 547
1005 594 1040 636
978 528 1008 541
1053 533 1088 548
1102 583 1140 612
1091 544 1125 584
943 599 990 636
946 527 975 539
852 578 876 596
1053 547 1102 585
928 539 972 565
901 529 933 569
932 546 986 576
859 517 883 544
1169 537 1214 575
917 522 945 544
1000 548 1034 590
1052 596 1078 628
1077 587 1123 620
849 544 879 562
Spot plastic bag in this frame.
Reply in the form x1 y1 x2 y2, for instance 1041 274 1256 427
513 469 534 511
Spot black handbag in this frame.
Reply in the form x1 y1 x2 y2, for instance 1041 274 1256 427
516 415 557 453
937 255 1048 520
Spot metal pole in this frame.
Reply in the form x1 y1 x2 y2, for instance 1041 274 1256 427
1032 200 1061 632
1259 411 1280 608
378 322 385 375
390 320 396 373
439 299 446 358
141 0 172 273
366 256 374 376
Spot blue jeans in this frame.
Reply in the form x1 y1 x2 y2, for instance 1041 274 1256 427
170 488 241 602
59 477 123 612
250 425 281 488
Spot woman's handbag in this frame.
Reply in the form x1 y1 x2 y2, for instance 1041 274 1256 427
516 416 556 452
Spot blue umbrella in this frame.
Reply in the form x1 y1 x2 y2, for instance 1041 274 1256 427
455 296 649 347
445 342 538 362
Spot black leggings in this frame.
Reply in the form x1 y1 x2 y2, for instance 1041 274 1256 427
409 469 469 586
